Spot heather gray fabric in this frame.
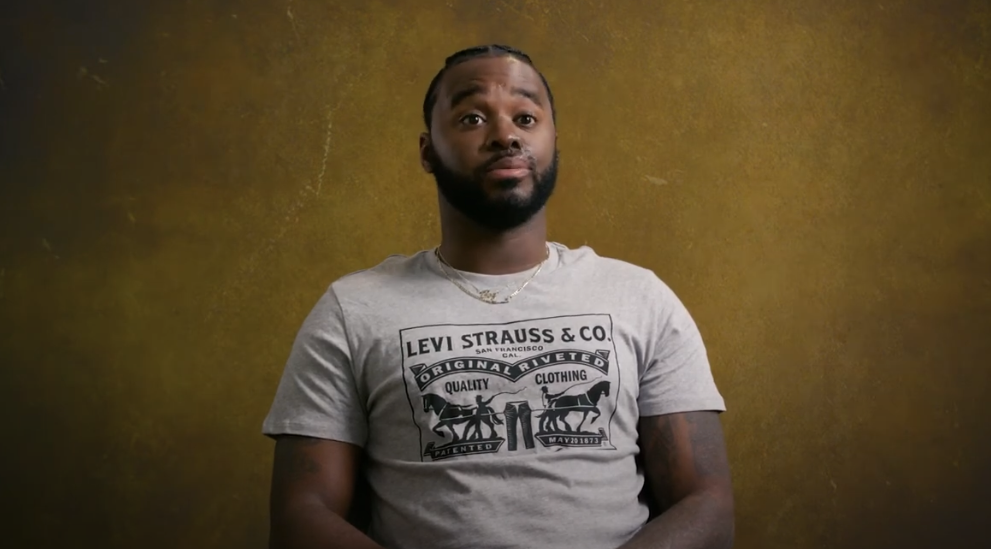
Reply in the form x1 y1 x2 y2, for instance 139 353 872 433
262 242 726 549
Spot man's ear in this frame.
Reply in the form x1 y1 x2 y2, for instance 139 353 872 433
419 132 434 174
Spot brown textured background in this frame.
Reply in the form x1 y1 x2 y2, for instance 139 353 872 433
1 0 989 547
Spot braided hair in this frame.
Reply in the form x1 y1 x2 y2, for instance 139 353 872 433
421 44 556 131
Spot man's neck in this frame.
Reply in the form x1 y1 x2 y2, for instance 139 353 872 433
437 212 549 276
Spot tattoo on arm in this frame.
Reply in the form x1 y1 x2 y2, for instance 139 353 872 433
273 435 323 483
640 412 732 512
644 414 678 510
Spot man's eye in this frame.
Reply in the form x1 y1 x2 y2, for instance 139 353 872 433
517 114 537 126
461 114 483 125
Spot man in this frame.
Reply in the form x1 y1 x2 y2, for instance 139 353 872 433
467 393 503 441
263 44 735 549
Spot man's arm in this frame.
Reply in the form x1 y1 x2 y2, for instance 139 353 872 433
268 435 384 549
620 411 735 549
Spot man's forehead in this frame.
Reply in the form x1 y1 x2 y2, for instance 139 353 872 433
438 56 543 97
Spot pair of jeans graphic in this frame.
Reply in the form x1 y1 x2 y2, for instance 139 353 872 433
503 401 535 450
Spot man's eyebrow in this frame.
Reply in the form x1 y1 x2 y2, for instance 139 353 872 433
448 85 544 110
449 85 484 110
511 86 543 106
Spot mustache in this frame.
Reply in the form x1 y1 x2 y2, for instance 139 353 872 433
480 150 537 172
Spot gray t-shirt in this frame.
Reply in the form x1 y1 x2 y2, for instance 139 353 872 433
262 242 726 549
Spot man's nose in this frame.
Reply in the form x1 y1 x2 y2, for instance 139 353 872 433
486 115 523 151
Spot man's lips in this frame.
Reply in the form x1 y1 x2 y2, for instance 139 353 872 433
486 157 531 171
485 156 532 179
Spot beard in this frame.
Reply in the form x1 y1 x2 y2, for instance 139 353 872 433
430 149 560 232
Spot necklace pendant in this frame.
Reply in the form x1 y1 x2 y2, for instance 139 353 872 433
479 290 499 303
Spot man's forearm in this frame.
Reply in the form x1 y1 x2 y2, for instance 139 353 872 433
618 488 734 549
270 500 385 549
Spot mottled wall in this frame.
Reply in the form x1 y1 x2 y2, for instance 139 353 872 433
1 0 989 547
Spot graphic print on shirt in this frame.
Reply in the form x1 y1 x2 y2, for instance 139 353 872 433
400 314 621 461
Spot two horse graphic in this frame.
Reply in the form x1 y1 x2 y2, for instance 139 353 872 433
421 393 502 442
538 380 610 433
422 381 610 442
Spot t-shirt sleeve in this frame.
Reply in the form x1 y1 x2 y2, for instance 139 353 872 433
637 277 727 417
261 286 368 447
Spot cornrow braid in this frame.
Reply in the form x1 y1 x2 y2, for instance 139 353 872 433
421 44 556 130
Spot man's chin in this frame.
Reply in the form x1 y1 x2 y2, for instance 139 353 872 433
484 176 534 198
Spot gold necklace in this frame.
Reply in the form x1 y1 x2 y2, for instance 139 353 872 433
434 245 549 304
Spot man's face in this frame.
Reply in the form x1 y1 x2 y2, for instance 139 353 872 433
420 56 558 232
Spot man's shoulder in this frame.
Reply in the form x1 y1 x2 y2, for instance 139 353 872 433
558 244 694 319
561 243 673 292
328 249 432 296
